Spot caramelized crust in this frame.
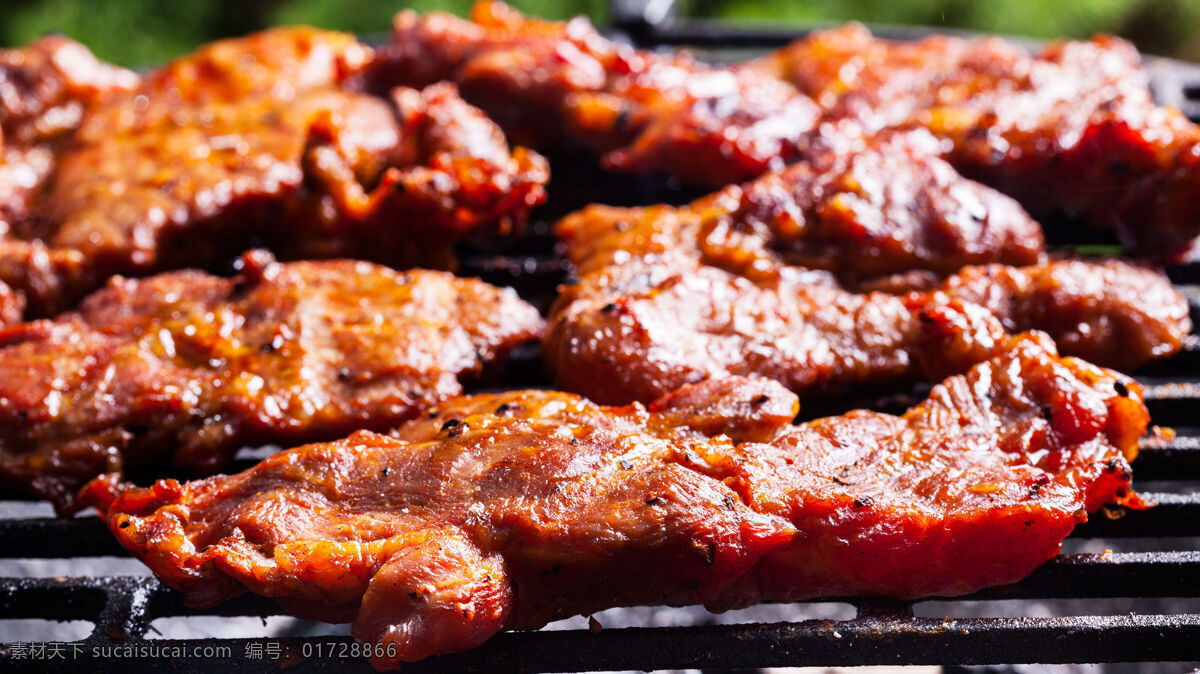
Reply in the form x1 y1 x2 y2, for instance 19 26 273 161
378 4 1200 255
938 259 1190 370
0 36 136 235
86 335 1144 666
548 150 1188 404
0 250 543 513
0 27 548 318
756 24 1200 257
0 37 140 322
0 280 21 326
731 334 1146 600
546 255 1187 404
558 130 1045 284
0 35 139 147
370 0 820 185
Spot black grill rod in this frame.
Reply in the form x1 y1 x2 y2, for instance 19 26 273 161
610 0 678 38
5 615 1200 672
628 17 1032 49
92 576 157 645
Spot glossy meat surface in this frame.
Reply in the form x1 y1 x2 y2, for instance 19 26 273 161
559 130 1044 284
0 35 138 147
756 24 1200 257
0 280 21 327
379 4 1200 255
1 36 132 235
937 259 1189 370
0 27 548 317
370 0 820 186
86 335 1144 666
0 250 543 513
0 37 139 321
546 248 1187 404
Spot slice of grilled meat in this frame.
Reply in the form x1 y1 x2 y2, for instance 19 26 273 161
546 254 1188 405
1 35 136 241
369 0 820 186
85 334 1144 666
755 24 1200 258
0 250 543 514
0 27 548 318
559 130 1045 285
0 35 138 148
0 37 140 324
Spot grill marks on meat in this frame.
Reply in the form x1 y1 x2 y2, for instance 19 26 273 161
558 130 1045 284
0 250 543 514
85 335 1144 666
0 27 548 318
755 24 1200 257
369 0 820 186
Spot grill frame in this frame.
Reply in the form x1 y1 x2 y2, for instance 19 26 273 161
5 4 1200 671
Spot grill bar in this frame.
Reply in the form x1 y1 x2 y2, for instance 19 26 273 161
632 17 1018 48
1128 432 1200 481
2 517 127 559
4 619 1200 672
4 552 1199 621
4 581 1200 673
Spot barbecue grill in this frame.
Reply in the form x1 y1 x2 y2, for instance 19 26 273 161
4 0 1200 670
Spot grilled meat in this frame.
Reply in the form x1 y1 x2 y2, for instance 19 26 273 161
85 334 1144 666
0 27 548 318
755 24 1200 257
0 281 21 327
550 151 1187 405
935 260 1189 369
559 130 1044 284
0 250 543 514
377 3 1200 256
0 37 139 323
545 254 1188 404
369 0 820 186
0 35 138 147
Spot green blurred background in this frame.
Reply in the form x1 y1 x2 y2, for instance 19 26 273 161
2 0 1198 67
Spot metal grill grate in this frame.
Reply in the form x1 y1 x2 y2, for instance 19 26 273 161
4 4 1200 671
